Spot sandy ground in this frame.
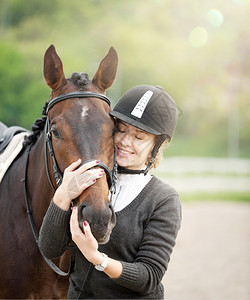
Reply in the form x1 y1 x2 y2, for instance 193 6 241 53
163 201 250 300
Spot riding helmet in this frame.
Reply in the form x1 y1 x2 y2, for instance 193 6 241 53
110 85 178 174
110 84 178 139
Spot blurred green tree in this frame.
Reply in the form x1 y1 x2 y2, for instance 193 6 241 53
0 0 249 157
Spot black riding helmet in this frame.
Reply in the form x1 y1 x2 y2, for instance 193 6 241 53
110 85 178 174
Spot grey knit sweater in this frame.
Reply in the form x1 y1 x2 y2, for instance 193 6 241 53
39 175 181 299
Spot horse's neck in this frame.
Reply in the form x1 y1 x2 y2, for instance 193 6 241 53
27 132 55 228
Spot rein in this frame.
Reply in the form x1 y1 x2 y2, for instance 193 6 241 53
23 147 71 276
23 91 117 276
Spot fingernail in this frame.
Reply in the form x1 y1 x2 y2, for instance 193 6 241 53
84 221 88 226
100 169 104 173
99 173 103 176
93 179 96 183
96 160 100 163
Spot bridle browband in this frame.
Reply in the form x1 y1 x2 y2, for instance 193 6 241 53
46 91 111 113
23 91 117 277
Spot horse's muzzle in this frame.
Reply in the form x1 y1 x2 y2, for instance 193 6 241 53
78 201 116 245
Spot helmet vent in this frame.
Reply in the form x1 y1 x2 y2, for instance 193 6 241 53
131 90 153 118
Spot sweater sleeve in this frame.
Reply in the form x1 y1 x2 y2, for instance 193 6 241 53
113 193 181 295
38 200 72 259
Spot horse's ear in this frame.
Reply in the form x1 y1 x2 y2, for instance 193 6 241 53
92 47 118 92
43 45 66 91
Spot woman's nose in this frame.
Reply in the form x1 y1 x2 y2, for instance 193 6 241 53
120 133 132 146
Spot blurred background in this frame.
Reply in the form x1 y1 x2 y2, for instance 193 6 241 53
0 0 249 299
0 0 249 158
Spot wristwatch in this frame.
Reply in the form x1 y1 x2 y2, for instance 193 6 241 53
94 253 108 271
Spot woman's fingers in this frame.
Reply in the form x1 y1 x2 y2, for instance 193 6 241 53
78 171 104 192
77 169 104 186
64 158 82 173
79 169 104 181
59 160 105 202
76 160 102 174
66 169 104 199
64 159 104 176
79 178 97 191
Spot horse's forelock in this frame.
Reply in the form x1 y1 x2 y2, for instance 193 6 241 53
70 72 89 89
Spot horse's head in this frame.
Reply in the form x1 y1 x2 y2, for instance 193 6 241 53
43 45 118 244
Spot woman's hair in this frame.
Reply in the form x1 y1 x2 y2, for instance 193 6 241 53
147 135 170 170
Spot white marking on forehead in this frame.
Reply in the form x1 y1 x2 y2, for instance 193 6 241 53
81 105 89 119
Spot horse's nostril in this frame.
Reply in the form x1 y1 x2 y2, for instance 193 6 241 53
108 203 116 225
78 204 89 223
79 204 87 213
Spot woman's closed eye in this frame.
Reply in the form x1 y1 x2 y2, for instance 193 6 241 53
135 135 143 140
117 128 126 133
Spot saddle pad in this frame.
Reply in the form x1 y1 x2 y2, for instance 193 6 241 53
0 132 28 183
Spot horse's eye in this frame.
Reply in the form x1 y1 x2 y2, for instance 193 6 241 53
51 125 60 139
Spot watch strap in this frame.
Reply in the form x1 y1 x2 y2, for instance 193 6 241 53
94 253 108 271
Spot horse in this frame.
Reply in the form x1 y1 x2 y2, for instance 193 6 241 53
0 44 118 299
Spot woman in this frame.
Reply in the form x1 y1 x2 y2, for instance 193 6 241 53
39 85 182 299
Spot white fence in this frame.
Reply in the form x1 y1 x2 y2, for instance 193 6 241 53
152 157 250 193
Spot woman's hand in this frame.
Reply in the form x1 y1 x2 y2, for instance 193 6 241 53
70 206 104 265
70 207 123 278
54 159 104 210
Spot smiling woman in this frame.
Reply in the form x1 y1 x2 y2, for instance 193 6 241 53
62 84 182 299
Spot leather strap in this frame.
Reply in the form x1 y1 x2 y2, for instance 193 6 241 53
46 91 111 114
23 147 70 276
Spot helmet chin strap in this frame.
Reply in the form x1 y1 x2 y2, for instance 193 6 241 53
118 134 167 176
117 166 145 175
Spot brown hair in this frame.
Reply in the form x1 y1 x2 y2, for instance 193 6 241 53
146 136 170 170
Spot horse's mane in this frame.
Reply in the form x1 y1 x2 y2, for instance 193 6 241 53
22 102 48 148
23 72 89 148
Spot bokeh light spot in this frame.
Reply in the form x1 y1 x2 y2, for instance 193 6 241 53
189 27 208 47
207 9 224 27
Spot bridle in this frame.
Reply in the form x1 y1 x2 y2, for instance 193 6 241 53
44 91 117 194
23 91 117 277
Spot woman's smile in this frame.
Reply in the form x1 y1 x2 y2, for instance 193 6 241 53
116 146 134 157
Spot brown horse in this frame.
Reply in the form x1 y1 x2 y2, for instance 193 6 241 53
0 45 118 298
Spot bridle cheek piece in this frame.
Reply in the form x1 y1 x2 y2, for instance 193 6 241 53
44 91 117 195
